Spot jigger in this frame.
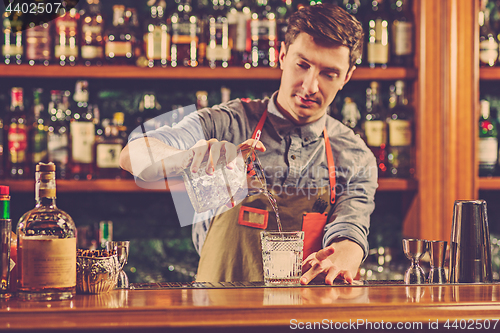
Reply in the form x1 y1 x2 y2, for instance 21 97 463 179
449 200 492 283
428 241 447 284
402 239 428 284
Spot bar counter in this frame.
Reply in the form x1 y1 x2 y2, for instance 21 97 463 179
1 282 500 332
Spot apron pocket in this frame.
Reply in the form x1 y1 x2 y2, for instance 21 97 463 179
302 212 328 260
238 206 268 229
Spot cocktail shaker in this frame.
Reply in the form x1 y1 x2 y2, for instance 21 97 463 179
449 200 492 283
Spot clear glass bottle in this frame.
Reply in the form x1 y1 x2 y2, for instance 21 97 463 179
104 5 135 65
479 99 498 176
386 80 414 178
47 90 69 180
479 0 499 67
93 113 126 179
6 87 29 179
30 88 48 166
2 11 24 65
245 0 278 68
363 81 388 177
390 0 414 67
144 0 170 68
170 0 199 67
54 7 80 66
16 162 76 301
25 22 53 66
70 81 95 180
341 96 365 141
366 0 390 68
207 0 231 68
81 0 105 66
227 0 251 67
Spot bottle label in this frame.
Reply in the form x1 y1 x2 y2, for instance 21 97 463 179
172 22 198 42
2 44 23 56
228 11 248 52
82 24 103 35
105 41 132 57
81 45 104 59
32 129 48 163
364 120 386 147
48 132 69 164
479 137 498 164
25 25 52 60
96 143 122 168
207 45 231 61
54 45 78 58
70 122 95 164
20 236 76 289
479 39 499 66
388 119 412 146
144 26 171 60
367 19 389 64
8 124 28 163
392 21 413 56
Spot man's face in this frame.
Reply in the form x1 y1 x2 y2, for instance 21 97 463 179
276 33 355 125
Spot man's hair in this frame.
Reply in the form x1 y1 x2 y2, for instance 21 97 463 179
284 4 364 70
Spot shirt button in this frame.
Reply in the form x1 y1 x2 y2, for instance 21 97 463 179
291 155 296 160
304 137 309 142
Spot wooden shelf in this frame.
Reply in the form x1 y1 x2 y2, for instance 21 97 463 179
478 177 500 190
0 64 417 81
480 67 500 80
1 178 417 193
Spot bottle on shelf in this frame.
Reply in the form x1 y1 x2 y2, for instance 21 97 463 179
25 22 53 66
196 0 209 67
0 185 12 298
342 0 361 17
104 5 135 65
227 0 251 67
93 112 126 179
54 7 80 66
2 10 24 65
125 7 145 67
207 0 231 68
245 0 278 68
362 81 388 177
16 162 77 301
386 80 414 178
341 96 365 140
30 88 48 167
143 0 170 68
170 0 199 67
80 0 105 66
390 0 414 67
69 80 95 180
366 0 390 68
47 90 69 180
479 0 499 67
6 87 29 179
478 99 498 176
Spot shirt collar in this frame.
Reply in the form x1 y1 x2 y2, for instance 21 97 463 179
267 91 326 143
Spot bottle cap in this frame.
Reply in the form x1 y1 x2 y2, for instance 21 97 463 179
0 186 9 196
36 162 56 172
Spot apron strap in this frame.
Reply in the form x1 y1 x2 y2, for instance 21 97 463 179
252 109 268 139
323 128 336 205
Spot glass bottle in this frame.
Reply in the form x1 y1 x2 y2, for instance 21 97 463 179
196 0 210 67
54 7 79 66
30 88 48 167
479 0 499 67
341 96 365 140
0 185 12 298
245 0 278 68
47 90 69 180
126 7 145 67
366 0 390 68
343 0 361 16
386 80 414 178
227 0 251 66
144 0 170 68
93 113 126 179
479 99 498 176
363 81 388 177
2 10 24 65
69 81 95 180
274 0 293 55
104 5 135 65
170 0 199 67
207 0 231 68
6 87 29 179
390 0 413 67
80 0 105 66
25 22 53 66
16 162 76 301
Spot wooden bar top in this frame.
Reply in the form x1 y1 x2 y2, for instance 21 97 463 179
1 283 500 332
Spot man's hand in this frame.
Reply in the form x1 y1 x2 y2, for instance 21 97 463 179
300 239 364 285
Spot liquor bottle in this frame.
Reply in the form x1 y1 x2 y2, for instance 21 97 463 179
126 7 146 67
386 80 414 178
227 0 251 66
366 0 390 68
245 0 278 68
362 81 388 177
170 0 199 67
273 0 292 55
54 7 79 66
0 185 12 298
196 0 210 67
2 10 24 65
207 0 231 68
70 81 94 180
30 88 48 167
25 22 53 66
104 5 135 65
341 97 365 140
16 162 77 301
93 113 126 179
144 0 170 68
390 0 414 67
47 90 69 179
6 87 29 179
342 0 361 16
479 99 498 176
80 0 105 66
479 0 499 67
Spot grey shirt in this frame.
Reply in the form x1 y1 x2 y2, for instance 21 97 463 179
140 92 378 259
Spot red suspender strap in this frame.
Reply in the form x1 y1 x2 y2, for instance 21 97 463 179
323 128 336 204
252 109 268 139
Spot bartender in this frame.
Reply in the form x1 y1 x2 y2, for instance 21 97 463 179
120 3 377 285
